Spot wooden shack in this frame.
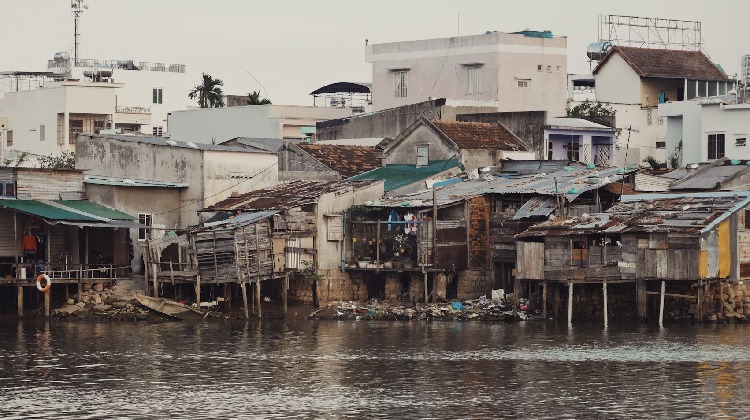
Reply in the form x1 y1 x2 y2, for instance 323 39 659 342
516 192 750 323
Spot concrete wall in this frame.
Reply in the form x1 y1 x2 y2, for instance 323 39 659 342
85 184 181 271
1 83 117 158
366 32 567 117
316 99 499 141
314 181 385 271
202 150 278 208
168 105 351 144
457 111 547 159
595 53 642 105
383 124 456 166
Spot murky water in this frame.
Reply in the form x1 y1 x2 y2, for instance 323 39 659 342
1 319 750 419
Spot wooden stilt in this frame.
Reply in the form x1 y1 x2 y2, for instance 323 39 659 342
554 283 560 318
637 279 647 321
283 273 289 315
17 285 23 317
697 280 703 321
603 282 608 328
152 263 158 298
78 275 83 303
44 287 50 317
65 284 69 302
567 282 573 324
195 274 201 307
240 281 249 320
423 271 428 304
224 283 231 312
542 281 548 319
513 278 519 319
659 280 665 327
255 280 261 318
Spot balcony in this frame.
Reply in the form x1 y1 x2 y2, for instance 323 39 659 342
114 106 151 126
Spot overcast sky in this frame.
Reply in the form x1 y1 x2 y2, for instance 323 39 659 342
3 0 748 105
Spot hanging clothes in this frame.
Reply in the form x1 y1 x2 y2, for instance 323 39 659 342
388 210 398 231
403 213 417 235
22 233 37 257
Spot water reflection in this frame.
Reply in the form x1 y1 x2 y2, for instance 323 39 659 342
2 320 750 418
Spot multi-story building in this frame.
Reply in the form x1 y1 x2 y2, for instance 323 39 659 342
366 31 568 117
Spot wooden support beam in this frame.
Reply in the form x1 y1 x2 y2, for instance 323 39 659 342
240 281 249 320
283 273 289 315
554 283 560 318
659 280 665 328
567 282 573 324
637 279 647 321
645 291 695 300
255 280 261 318
697 280 703 321
542 280 547 319
513 277 519 319
44 287 50 317
152 263 159 298
603 282 608 329
195 274 201 307
423 271 428 304
17 284 23 317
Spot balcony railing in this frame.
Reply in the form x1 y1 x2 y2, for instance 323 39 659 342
116 106 151 114
48 59 186 74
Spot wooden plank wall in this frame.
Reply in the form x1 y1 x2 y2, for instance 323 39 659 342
517 241 544 279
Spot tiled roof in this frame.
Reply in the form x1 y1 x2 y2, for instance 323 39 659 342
430 120 530 151
594 46 728 80
201 180 381 212
297 143 383 178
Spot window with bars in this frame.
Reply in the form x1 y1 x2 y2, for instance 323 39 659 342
153 88 163 104
393 71 408 98
466 66 482 94
6 130 12 147
708 134 725 160
69 119 83 144
152 126 163 137
517 80 529 88
416 145 429 167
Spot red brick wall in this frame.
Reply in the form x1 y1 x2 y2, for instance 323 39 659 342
468 196 490 269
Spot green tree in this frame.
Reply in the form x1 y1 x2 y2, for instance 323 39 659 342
566 100 616 126
189 73 225 108
247 90 271 105
39 151 75 169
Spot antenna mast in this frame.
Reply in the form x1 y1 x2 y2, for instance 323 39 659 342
71 0 88 64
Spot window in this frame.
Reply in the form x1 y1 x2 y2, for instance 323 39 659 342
138 213 152 241
656 141 666 149
547 142 553 160
708 134 725 160
393 71 408 98
416 145 429 167
69 119 83 144
564 140 580 162
556 66 561 72
547 65 552 72
326 214 343 241
152 126 163 137
537 64 543 72
466 66 482 94
736 137 747 147
1 182 16 198
94 120 105 134
152 88 163 104
6 130 12 147
39 125 45 141
517 80 529 88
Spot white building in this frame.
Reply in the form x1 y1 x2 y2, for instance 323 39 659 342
544 117 617 166
366 31 568 117
167 105 352 144
47 58 194 136
0 81 121 159
660 96 750 165
591 46 733 166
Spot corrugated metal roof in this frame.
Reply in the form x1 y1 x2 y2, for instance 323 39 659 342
84 175 188 188
546 117 615 131
512 196 557 219
0 199 134 222
53 200 134 220
350 160 463 191
199 210 279 231
371 165 634 208
82 134 269 153
499 160 568 175
670 165 748 190
634 173 672 192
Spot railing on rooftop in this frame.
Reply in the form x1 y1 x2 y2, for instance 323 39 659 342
116 105 151 114
47 59 186 73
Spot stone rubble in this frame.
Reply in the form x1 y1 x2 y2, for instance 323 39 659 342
52 283 150 321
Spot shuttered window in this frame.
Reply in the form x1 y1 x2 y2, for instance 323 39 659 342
326 214 343 241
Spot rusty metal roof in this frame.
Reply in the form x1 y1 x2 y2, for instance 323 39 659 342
512 196 557 220
669 159 750 191
369 165 634 208
202 180 381 212
297 143 383 178
430 120 530 151
518 192 750 238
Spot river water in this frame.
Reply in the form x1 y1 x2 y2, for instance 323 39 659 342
1 319 750 419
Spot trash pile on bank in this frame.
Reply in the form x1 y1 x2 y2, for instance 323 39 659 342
309 294 536 321
52 283 149 321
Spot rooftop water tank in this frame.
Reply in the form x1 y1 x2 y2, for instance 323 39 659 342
53 51 70 63
587 42 612 61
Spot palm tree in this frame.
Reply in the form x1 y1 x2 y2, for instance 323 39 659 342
189 73 225 108
247 90 272 105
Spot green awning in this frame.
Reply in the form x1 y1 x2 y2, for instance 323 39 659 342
0 199 134 222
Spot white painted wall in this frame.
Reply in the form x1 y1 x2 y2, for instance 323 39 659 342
167 105 351 144
202 150 278 207
594 54 642 105
660 100 750 164
0 82 118 158
367 32 568 117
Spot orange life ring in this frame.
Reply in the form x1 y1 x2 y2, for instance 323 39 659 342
36 274 51 293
